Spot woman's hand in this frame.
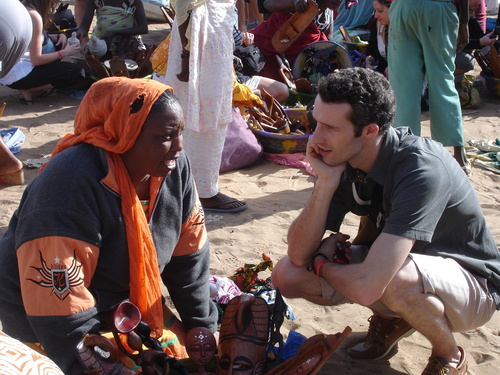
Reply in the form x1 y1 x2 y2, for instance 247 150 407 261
364 55 377 70
60 42 81 58
56 33 68 49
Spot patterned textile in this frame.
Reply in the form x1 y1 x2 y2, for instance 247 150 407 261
150 33 171 75
0 331 64 374
92 0 144 50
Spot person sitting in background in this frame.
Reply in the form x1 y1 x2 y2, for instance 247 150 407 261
454 0 498 80
0 0 32 81
0 0 86 105
364 0 391 77
0 77 218 374
234 2 290 102
78 0 148 60
251 0 340 82
0 0 31 184
333 0 375 33
236 0 264 30
473 0 487 32
0 130 24 185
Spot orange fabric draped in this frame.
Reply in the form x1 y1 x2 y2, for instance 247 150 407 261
43 77 173 337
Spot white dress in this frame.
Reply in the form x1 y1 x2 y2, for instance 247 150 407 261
162 0 234 197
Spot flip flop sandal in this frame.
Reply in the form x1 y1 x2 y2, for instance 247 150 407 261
202 193 248 213
18 98 33 105
36 89 58 98
203 201 247 213
0 169 24 185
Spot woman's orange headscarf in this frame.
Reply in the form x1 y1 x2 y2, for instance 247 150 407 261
46 77 173 337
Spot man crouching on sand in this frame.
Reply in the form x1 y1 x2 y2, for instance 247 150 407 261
271 68 500 375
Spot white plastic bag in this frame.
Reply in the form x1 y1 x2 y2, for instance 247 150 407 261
0 127 26 154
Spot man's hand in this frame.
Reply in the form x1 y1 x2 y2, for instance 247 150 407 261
480 31 499 47
314 233 351 262
306 137 346 184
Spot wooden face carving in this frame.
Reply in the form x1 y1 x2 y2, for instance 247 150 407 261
217 295 269 375
186 327 217 367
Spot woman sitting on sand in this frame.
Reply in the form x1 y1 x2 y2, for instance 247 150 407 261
251 0 340 82
0 77 218 374
0 0 86 105
364 0 392 77
78 0 148 60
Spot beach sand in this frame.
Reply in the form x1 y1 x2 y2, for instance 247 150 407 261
1 11 500 375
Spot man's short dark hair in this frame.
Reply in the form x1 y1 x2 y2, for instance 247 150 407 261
317 68 396 136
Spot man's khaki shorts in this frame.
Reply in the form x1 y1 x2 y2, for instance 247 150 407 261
321 252 496 332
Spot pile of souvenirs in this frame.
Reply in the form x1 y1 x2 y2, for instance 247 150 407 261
83 38 156 80
76 254 351 374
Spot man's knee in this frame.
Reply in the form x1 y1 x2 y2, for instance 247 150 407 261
271 256 294 297
271 256 315 299
379 257 423 310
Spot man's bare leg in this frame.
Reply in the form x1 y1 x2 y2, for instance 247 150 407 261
381 258 462 365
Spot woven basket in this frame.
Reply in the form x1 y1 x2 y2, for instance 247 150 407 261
249 129 311 154
248 108 311 154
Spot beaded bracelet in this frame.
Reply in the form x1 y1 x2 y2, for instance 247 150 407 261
165 314 177 328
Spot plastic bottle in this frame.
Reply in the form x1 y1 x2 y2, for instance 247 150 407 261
68 32 79 46
88 35 107 59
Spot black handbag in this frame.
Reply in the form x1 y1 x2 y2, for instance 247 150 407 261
234 44 266 76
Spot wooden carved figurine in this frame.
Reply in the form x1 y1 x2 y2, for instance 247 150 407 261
186 327 216 375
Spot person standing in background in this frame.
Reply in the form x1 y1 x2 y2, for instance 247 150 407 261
388 0 472 175
73 0 87 26
162 0 247 213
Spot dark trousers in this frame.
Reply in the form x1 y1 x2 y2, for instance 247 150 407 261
8 60 85 90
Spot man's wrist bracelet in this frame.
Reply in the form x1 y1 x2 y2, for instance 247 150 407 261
307 252 329 272
314 259 330 278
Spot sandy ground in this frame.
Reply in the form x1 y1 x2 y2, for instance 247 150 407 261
1 6 500 375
